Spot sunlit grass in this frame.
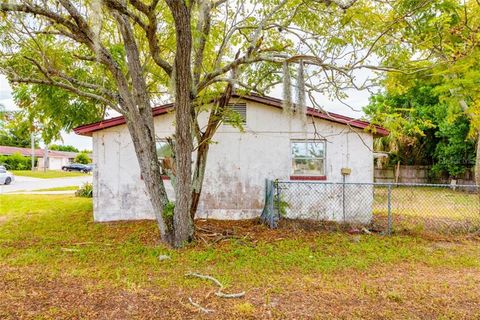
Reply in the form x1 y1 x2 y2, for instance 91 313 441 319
31 186 79 192
1 194 479 291
11 170 88 179
374 187 479 220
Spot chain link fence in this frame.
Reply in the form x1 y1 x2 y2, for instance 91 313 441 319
261 180 480 237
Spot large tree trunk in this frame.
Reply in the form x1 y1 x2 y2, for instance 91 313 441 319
458 99 479 185
112 10 174 245
190 86 233 219
476 132 480 185
167 0 194 247
125 110 174 244
191 141 209 219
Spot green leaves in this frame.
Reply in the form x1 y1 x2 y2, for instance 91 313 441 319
366 82 475 177
0 110 37 148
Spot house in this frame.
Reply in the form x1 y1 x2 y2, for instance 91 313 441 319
0 145 79 170
74 94 388 223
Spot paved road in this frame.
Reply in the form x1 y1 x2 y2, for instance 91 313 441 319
0 175 92 194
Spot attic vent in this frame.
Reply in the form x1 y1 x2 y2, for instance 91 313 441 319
225 103 247 125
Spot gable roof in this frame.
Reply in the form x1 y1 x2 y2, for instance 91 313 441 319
74 94 388 136
0 145 78 158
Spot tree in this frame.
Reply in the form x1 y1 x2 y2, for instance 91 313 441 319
366 83 476 179
13 77 106 146
50 144 79 152
379 0 480 183
0 110 38 148
0 0 429 247
74 152 92 164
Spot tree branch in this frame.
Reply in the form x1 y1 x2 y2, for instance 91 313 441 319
193 0 212 88
10 76 118 110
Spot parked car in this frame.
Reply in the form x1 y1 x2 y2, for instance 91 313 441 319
61 163 92 173
0 167 14 185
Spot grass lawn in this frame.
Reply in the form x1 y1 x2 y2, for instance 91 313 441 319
32 185 80 192
373 187 480 235
1 194 479 319
12 170 87 179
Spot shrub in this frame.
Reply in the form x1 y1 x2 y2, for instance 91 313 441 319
0 152 35 170
75 182 93 198
74 152 91 164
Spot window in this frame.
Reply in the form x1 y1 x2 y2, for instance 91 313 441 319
291 140 326 177
225 103 247 125
156 140 174 176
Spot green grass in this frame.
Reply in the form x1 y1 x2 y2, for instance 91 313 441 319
12 170 87 178
31 186 79 192
374 187 479 219
1 194 480 318
0 194 479 288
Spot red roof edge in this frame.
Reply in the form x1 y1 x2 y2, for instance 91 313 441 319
235 93 389 136
74 104 173 136
73 95 388 137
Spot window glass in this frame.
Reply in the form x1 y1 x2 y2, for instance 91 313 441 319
291 141 326 176
156 140 174 175
156 141 173 159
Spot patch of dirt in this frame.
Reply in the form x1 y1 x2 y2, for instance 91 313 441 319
194 218 365 247
1 263 479 319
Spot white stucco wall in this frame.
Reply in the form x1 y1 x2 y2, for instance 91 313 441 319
91 100 374 222
37 156 70 170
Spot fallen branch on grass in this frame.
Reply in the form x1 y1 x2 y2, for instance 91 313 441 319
185 272 245 299
61 248 80 252
215 291 246 298
188 297 214 313
186 272 223 287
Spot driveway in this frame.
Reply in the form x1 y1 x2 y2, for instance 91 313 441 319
0 175 92 194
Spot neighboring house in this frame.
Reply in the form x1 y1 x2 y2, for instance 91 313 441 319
74 94 388 223
0 145 78 170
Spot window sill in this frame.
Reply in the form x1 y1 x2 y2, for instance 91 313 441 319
290 175 327 181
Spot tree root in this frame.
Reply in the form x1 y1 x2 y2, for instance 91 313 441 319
185 272 245 299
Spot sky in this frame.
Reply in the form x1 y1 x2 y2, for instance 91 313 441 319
0 72 376 151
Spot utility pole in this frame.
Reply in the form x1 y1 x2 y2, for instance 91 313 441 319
31 131 35 171
43 144 48 172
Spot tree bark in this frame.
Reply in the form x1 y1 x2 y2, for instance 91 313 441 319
191 141 209 219
125 110 173 244
476 132 480 186
458 99 479 185
190 85 233 219
166 0 194 247
112 9 174 245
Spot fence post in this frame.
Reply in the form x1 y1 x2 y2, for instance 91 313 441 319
387 184 392 236
275 179 281 217
342 176 346 222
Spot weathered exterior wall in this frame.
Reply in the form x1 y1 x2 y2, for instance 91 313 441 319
92 100 374 222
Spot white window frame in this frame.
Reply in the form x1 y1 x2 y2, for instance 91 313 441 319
290 139 327 177
155 139 174 175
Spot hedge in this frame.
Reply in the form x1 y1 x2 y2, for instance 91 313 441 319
0 152 37 170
